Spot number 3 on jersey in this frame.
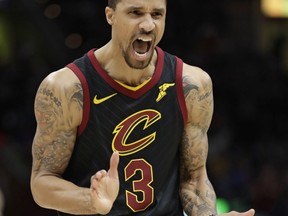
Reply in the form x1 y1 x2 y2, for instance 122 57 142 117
124 159 154 212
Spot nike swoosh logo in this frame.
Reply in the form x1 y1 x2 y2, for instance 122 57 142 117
93 93 117 104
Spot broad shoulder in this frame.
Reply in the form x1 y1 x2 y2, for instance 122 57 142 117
182 63 212 89
41 67 81 89
37 67 82 101
182 63 214 126
35 67 83 128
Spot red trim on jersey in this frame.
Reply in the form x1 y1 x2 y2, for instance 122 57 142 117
66 63 90 137
87 47 164 99
175 57 188 126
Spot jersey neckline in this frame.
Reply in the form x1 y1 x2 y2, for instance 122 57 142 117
87 46 164 99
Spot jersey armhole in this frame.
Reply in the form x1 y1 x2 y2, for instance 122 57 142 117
66 63 90 137
175 57 188 126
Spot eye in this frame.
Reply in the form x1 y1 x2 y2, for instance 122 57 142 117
129 10 143 16
151 11 163 19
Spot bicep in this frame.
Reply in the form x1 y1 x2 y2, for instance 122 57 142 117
31 127 76 177
180 124 208 181
180 66 214 179
31 73 82 177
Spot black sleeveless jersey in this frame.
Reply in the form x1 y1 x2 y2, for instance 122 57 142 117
59 47 187 216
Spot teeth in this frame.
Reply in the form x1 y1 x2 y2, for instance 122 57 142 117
137 37 152 42
135 51 148 57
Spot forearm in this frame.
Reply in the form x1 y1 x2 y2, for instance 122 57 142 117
180 170 217 216
31 173 96 215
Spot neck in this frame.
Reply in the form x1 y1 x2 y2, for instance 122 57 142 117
95 41 157 86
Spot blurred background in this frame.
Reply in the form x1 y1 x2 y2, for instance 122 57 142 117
0 0 288 215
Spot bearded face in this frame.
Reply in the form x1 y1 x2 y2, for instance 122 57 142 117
107 0 166 69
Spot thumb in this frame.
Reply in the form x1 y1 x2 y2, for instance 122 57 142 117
108 151 119 179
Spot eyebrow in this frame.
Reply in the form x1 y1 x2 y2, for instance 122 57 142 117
152 8 166 14
126 6 166 14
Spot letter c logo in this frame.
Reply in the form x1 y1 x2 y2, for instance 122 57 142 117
112 109 161 156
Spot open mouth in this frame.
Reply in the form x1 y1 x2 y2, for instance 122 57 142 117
132 36 152 57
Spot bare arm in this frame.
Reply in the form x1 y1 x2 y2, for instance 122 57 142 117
30 68 119 215
179 64 216 216
179 64 255 216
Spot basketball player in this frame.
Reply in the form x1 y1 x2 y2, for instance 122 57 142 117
30 0 255 215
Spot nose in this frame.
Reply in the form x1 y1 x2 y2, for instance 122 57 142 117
139 14 155 33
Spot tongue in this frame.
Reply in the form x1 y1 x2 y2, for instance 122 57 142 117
133 40 149 54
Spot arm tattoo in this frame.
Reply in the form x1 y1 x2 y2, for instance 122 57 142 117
35 87 62 135
181 129 207 176
183 76 199 98
33 131 74 172
70 83 83 109
181 74 216 216
32 82 81 174
181 191 194 214
38 87 62 107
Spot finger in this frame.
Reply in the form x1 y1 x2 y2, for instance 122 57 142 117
108 151 119 179
91 170 106 183
243 209 255 216
91 170 107 190
95 170 107 180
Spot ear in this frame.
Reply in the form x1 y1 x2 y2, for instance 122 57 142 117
105 6 114 25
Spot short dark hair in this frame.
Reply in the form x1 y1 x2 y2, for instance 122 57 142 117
108 0 167 10
107 0 121 10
